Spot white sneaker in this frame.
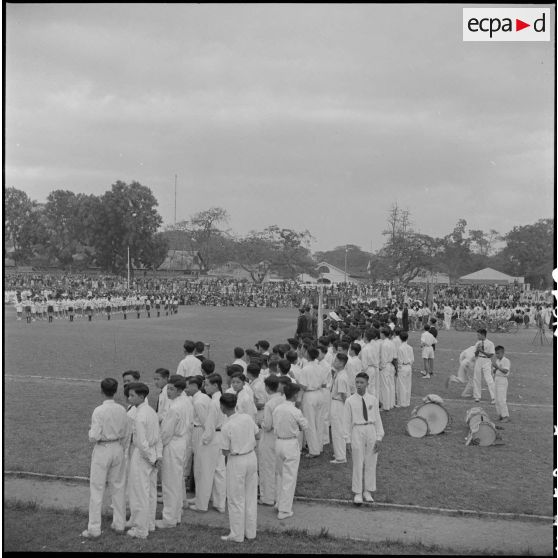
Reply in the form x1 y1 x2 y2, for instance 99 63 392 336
277 511 294 520
363 491 375 503
81 530 101 539
127 529 147 539
353 493 363 505
421 374 431 379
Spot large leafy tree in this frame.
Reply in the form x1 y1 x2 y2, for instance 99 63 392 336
498 218 554 288
167 207 231 270
41 190 86 268
4 187 42 264
378 204 439 284
89 181 164 274
234 226 316 283
439 219 473 281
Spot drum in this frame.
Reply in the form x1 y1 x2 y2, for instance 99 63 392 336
415 402 449 435
406 416 429 438
466 407 497 446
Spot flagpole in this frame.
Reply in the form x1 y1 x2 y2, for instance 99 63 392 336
344 245 348 283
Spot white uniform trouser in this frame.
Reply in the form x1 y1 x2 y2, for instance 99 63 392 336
444 315 451 330
329 399 346 461
182 433 193 504
473 358 495 401
194 430 221 510
161 438 186 525
211 432 227 511
258 430 277 504
275 438 301 514
128 447 157 536
395 364 412 407
226 451 258 542
350 424 378 495
301 390 323 455
88 442 126 535
365 366 379 398
319 388 331 445
494 376 509 418
378 365 395 410
460 362 475 397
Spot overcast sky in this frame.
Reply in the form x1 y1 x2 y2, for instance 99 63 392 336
5 3 555 252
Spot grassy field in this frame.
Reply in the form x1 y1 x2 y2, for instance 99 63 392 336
4 306 554 516
1 501 509 555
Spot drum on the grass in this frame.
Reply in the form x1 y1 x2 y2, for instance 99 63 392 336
465 407 497 446
415 402 449 435
406 415 429 438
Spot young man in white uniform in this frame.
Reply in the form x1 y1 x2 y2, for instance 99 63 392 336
329 353 351 464
219 392 260 543
272 382 309 519
395 331 414 407
176 340 202 377
156 375 188 528
82 378 129 539
126 382 162 539
344 372 384 505
473 328 496 403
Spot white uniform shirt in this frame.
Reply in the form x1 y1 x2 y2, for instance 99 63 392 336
420 331 436 348
397 342 414 366
360 340 380 372
330 369 350 401
88 399 129 443
233 358 248 372
475 338 495 359
494 356 511 378
176 354 202 377
157 384 170 424
298 361 324 391
160 397 188 446
345 356 362 394
379 338 397 369
272 401 309 438
343 392 384 442
262 393 285 432
132 400 162 465
220 412 258 455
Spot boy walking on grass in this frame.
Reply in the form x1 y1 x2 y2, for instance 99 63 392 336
493 345 511 423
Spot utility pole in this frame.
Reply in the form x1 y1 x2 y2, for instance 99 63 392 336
174 174 177 225
344 244 348 283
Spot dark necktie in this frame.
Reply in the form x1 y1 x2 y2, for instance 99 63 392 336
362 396 368 421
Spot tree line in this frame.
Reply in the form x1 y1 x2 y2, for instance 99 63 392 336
5 185 554 288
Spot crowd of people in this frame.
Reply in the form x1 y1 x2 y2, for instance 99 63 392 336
84 301 518 543
4 271 552 329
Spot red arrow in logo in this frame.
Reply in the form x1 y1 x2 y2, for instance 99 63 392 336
516 19 530 31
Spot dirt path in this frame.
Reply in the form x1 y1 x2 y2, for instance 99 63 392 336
4 474 553 555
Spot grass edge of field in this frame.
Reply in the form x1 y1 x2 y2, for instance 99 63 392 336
2 499 531 556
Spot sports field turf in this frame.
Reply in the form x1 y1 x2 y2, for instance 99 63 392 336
3 306 554 516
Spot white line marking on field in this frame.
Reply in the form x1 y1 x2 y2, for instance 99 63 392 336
4 374 98 383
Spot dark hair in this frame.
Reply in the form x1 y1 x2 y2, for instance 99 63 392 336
277 375 292 386
206 373 223 390
122 370 140 380
246 362 261 377
128 382 149 398
168 375 186 390
246 365 260 378
283 382 300 400
264 375 279 392
186 376 203 389
494 345 504 352
350 343 361 355
220 392 237 410
381 327 391 337
339 341 350 351
226 364 244 377
234 347 245 359
183 340 196 353
257 340 270 350
365 329 379 341
355 372 369 382
154 368 170 379
201 359 215 374
307 347 319 360
399 331 409 342
101 378 118 397
195 341 205 353
286 350 298 364
477 328 487 336
278 359 291 375
335 353 348 365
